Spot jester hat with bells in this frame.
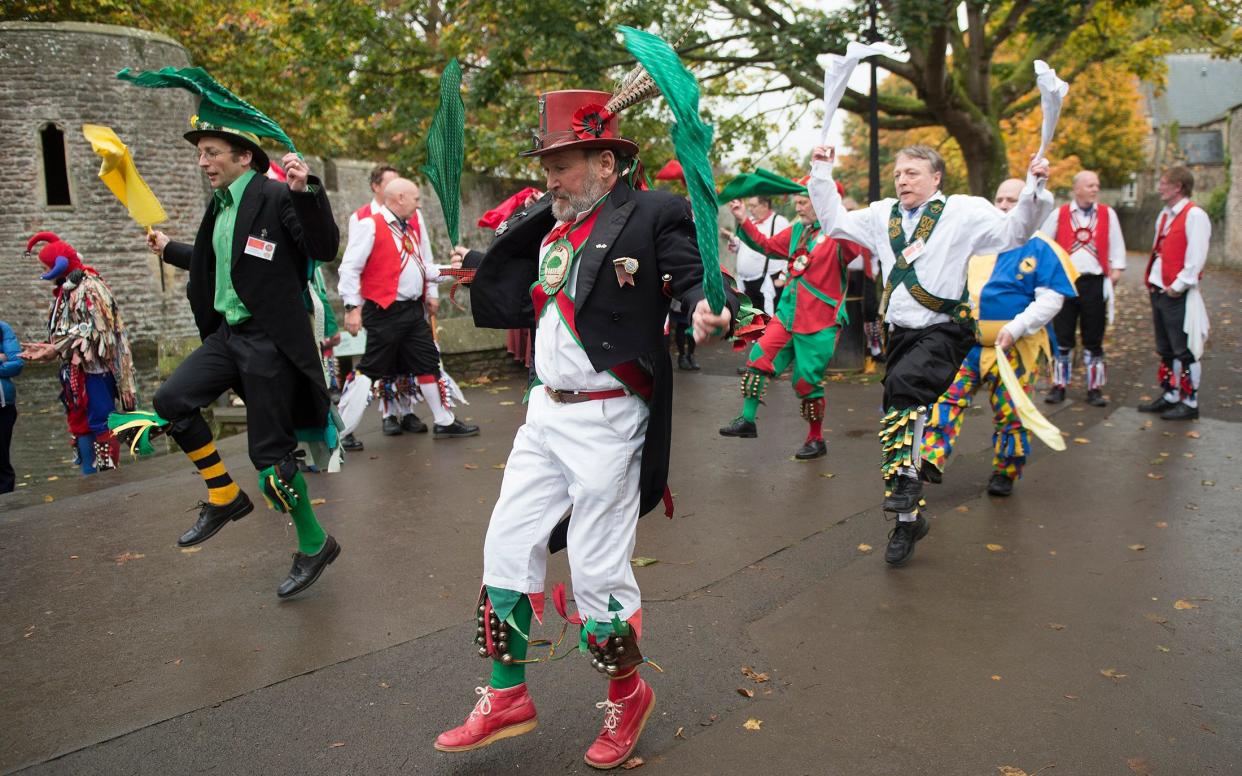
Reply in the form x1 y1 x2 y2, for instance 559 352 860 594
27 231 92 282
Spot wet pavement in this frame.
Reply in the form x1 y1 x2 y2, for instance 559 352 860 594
1 264 1239 775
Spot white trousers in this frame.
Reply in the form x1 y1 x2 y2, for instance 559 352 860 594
483 388 648 622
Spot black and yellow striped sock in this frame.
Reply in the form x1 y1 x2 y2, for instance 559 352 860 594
187 441 240 505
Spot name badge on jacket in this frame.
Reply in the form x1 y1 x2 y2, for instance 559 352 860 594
244 236 276 261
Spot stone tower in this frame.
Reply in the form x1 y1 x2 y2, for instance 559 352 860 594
0 21 205 344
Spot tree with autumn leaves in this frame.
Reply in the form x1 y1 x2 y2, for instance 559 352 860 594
5 0 1238 195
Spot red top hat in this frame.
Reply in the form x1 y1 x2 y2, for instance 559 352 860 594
521 90 639 158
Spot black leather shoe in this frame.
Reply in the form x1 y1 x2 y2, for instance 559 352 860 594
882 474 923 513
1138 396 1177 413
341 433 364 452
719 417 758 438
1044 386 1066 404
433 420 480 438
986 473 1014 497
277 535 341 599
382 416 403 435
1160 402 1199 421
885 516 929 566
400 413 428 433
178 491 254 547
920 463 942 484
686 353 701 371
794 439 827 459
677 354 692 371
1085 389 1108 407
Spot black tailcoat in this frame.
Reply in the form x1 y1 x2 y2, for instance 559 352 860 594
465 180 738 548
163 174 339 431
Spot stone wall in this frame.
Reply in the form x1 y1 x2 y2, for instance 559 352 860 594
1226 106 1241 271
0 21 202 343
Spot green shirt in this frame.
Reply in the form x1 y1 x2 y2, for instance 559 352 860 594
212 169 256 325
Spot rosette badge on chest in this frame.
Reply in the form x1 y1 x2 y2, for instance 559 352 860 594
541 240 574 293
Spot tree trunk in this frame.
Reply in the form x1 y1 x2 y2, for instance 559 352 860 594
947 116 1009 197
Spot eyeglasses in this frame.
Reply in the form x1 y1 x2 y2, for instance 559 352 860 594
197 148 230 161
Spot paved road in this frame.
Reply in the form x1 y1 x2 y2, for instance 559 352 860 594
2 268 1239 775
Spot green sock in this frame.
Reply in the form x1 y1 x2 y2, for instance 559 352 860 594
288 470 327 555
490 595 532 689
742 396 761 422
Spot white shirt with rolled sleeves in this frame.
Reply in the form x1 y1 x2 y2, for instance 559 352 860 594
1147 198 1211 293
807 160 1053 330
337 205 441 307
1039 202 1127 276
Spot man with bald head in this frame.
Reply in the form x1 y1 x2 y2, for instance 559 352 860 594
1041 169 1126 406
337 176 478 444
922 178 1077 498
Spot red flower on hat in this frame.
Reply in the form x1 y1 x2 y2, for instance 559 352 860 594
572 103 614 140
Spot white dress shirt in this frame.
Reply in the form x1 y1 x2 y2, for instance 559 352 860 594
534 214 623 392
1147 198 1211 293
338 205 440 307
735 212 790 281
1039 202 1127 275
808 160 1053 329
1003 283 1066 343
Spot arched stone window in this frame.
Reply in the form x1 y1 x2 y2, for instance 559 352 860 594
39 123 72 207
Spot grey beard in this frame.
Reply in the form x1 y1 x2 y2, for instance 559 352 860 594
552 179 609 222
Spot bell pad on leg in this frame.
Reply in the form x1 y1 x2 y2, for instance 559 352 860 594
259 454 301 513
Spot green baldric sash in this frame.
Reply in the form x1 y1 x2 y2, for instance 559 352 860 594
881 199 972 326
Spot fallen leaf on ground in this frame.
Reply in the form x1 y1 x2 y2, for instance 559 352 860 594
114 551 145 565
1182 452 1195 458
985 543 1005 552
857 543 873 554
1129 544 1146 551
991 675 1002 681
1156 521 1168 528
499 401 515 406
1063 694 1079 700
621 757 644 769
310 498 327 506
1146 472 1164 480
1174 599 1199 610
955 505 970 513
492 463 506 469
1100 668 1128 680
1186 430 1200 438
1073 437 1091 444
674 726 686 739
1126 757 1153 774
379 681 390 688
1048 623 1066 630
819 472 836 479
997 767 1029 776
180 547 202 554
1201 480 1215 486
47 475 59 481
737 687 754 698
630 557 659 567
743 718 762 731
1156 645 1170 653
1144 613 1169 625
700 714 718 726
328 742 345 749
68 555 79 560
463 463 479 470
741 666 770 682
43 495 54 503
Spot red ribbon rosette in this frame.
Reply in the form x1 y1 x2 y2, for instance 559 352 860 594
572 103 614 140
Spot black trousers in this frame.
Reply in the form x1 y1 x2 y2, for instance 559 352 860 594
153 321 302 469
357 299 440 378
1149 289 1194 365
1052 273 1107 356
882 322 976 410
0 404 15 494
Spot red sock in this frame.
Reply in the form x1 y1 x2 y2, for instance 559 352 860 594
807 417 824 442
608 669 641 701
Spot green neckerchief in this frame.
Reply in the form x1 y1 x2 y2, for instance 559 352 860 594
888 197 944 268
212 169 256 325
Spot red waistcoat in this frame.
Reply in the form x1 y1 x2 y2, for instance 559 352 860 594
359 212 421 308
1054 203 1111 274
1145 202 1199 290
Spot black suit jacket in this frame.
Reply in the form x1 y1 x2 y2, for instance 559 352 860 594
465 181 739 550
164 173 340 431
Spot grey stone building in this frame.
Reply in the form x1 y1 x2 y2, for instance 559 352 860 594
0 21 203 344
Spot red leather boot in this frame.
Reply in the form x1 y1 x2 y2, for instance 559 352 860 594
434 684 538 752
583 677 656 769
